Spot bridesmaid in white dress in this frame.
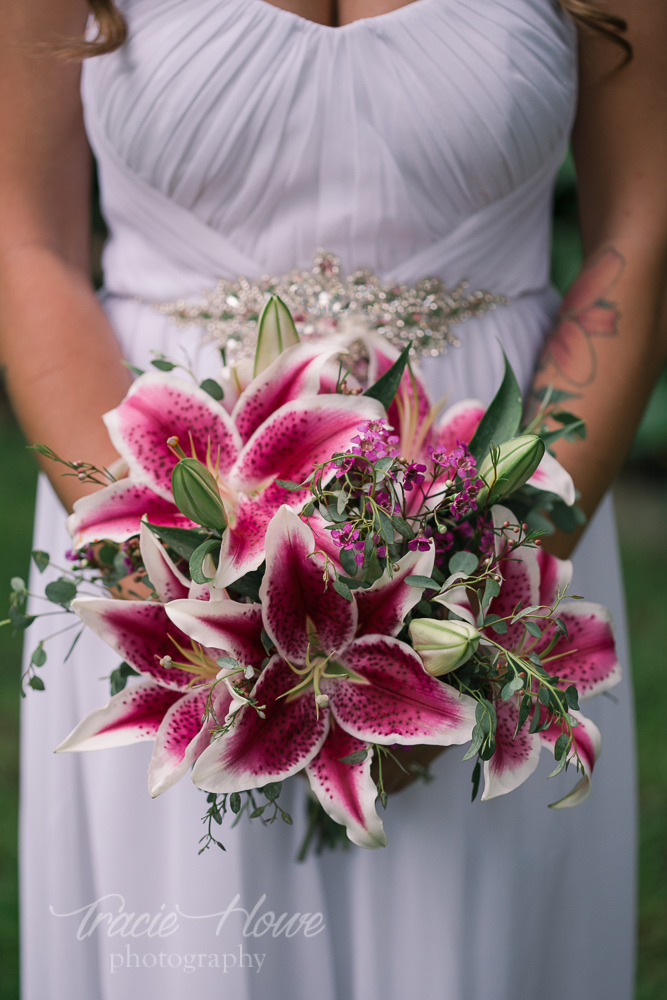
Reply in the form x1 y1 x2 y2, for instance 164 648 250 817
2 1 666 997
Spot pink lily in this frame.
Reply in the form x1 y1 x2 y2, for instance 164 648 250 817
354 333 575 506
55 523 254 797
165 506 476 849
68 342 385 588
443 507 621 805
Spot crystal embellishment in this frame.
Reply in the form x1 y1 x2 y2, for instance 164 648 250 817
154 250 508 362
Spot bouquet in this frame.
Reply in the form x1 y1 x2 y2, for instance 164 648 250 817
9 295 621 854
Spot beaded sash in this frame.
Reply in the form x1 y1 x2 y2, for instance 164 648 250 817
154 250 507 363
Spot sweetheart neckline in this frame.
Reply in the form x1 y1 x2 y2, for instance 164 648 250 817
242 0 441 32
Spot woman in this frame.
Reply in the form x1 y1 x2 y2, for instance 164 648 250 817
1 1 665 997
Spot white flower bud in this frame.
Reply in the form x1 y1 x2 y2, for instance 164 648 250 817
408 618 480 676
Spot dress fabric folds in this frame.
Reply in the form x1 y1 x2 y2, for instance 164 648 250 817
20 1 636 997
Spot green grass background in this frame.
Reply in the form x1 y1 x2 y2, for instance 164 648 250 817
0 156 666 997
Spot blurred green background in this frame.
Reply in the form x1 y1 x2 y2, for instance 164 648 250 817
1 155 666 998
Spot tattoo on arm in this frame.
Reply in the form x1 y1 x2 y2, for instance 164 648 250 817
538 245 625 389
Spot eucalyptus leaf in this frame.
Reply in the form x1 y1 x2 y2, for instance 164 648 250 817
199 378 224 401
448 551 479 576
31 550 50 574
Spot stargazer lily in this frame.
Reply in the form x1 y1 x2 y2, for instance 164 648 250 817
354 333 576 506
55 522 254 797
165 506 476 849
443 506 621 806
68 341 385 588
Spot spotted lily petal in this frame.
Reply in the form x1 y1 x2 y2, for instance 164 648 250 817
481 696 541 800
306 725 387 849
55 681 182 752
536 547 573 607
68 480 195 549
165 598 265 670
535 601 622 699
214 394 386 588
355 544 435 637
231 342 344 442
325 635 476 746
191 657 329 793
71 595 201 691
148 684 232 797
103 372 242 500
259 506 357 662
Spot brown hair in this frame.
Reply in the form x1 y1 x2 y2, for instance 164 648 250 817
61 0 629 60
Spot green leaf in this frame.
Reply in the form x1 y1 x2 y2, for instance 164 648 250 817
364 344 412 409
122 361 146 377
216 655 239 671
145 522 209 561
469 351 522 463
564 685 580 711
199 378 224 401
405 575 441 590
484 614 508 635
229 792 242 814
391 516 415 540
339 547 358 578
10 577 26 593
554 732 571 761
227 567 264 602
448 551 479 576
515 693 533 734
151 358 176 371
110 661 140 696
8 607 35 630
524 620 542 638
189 539 220 585
471 760 482 801
333 578 353 601
275 479 305 492
249 806 266 819
31 550 50 573
281 812 294 825
44 578 77 606
529 703 543 734
261 781 282 801
555 617 570 641
31 644 47 668
462 723 485 761
548 754 569 778
28 675 45 691
339 749 369 765
481 576 501 609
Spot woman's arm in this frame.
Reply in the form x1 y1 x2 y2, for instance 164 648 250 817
0 0 131 512
533 0 667 558
386 2 667 793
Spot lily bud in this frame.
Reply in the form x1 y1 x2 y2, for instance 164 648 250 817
409 618 480 676
476 434 546 505
171 458 227 531
254 294 300 376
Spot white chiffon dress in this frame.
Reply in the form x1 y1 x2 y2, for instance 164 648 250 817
20 1 637 997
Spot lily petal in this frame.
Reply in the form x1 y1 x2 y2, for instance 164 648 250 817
481 696 541 800
68 480 194 549
55 681 182 752
104 372 242 500
326 635 476 746
148 684 232 797
536 601 622 699
355 545 435 637
434 399 485 454
191 657 329 793
71 595 201 690
259 507 357 662
540 710 602 808
232 342 343 442
306 725 387 849
537 548 572 608
527 449 576 506
165 598 265 670
139 520 190 603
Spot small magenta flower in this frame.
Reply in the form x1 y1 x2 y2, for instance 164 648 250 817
408 537 431 553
